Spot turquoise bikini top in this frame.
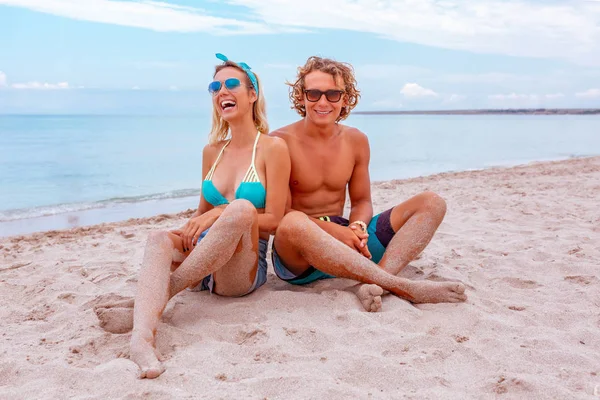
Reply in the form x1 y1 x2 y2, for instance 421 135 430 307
202 132 267 209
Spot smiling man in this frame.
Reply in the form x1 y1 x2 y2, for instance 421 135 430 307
270 56 467 311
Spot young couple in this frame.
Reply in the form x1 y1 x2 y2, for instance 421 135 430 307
95 53 466 378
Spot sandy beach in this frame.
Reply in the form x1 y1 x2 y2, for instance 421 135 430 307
1 156 599 399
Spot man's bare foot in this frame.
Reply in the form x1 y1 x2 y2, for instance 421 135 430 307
96 307 134 334
354 284 385 312
404 280 467 304
130 331 164 379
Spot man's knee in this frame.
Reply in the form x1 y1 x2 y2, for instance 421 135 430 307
419 191 447 219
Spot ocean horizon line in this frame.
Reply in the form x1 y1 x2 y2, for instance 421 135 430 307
2 108 600 117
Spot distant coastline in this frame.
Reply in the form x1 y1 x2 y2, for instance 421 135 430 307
354 108 600 115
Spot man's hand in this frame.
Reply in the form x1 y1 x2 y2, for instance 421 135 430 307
321 222 372 259
172 208 223 252
349 223 372 259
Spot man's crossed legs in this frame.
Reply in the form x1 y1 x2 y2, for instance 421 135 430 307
272 192 467 311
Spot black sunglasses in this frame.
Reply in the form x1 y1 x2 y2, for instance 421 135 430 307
304 89 345 103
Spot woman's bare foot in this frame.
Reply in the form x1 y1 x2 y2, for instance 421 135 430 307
354 284 384 312
130 331 164 379
403 280 467 304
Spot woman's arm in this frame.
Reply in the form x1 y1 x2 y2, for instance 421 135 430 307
176 144 223 251
258 137 291 234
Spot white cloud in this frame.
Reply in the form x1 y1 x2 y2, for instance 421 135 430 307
488 93 537 101
132 86 141 90
401 83 438 98
4 1 600 64
575 88 600 98
545 93 565 100
0 71 7 87
227 0 600 65
168 85 178 91
11 81 69 89
445 94 466 103
0 0 273 34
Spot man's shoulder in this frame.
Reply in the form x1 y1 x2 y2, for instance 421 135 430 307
269 121 302 141
340 124 369 144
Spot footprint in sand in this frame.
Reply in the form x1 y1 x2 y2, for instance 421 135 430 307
491 375 532 395
88 294 135 334
236 328 268 345
501 277 542 289
564 275 598 286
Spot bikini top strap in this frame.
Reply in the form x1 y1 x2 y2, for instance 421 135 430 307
250 131 260 167
241 132 262 183
204 140 231 180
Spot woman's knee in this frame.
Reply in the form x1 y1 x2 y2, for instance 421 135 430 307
147 230 172 246
222 199 257 226
275 211 309 239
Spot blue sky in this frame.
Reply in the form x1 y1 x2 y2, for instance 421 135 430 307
1 0 600 114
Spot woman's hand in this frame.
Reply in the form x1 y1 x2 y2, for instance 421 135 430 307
172 208 223 252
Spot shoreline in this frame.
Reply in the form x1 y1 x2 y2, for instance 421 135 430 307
354 108 600 115
2 155 597 238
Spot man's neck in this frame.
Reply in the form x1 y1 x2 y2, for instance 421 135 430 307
301 118 339 139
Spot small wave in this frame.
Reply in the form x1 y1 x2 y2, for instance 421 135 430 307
0 189 200 222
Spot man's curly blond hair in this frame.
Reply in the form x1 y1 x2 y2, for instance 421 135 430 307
287 56 360 122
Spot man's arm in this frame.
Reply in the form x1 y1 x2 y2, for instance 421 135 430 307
347 129 374 228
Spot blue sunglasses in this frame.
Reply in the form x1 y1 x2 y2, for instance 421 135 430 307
208 78 250 95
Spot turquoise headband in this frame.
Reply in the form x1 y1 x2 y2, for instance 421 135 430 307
216 53 259 95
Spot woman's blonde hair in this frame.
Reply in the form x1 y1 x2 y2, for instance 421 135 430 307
209 61 268 144
287 56 360 122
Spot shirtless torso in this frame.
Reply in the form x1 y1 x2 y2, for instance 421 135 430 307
273 120 371 219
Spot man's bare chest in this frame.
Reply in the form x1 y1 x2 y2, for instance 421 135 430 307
288 141 355 193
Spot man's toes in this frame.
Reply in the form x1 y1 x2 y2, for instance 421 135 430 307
370 285 384 297
371 296 383 312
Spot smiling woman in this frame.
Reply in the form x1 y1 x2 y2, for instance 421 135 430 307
96 53 291 379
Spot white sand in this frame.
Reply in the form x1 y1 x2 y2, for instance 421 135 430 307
1 157 599 399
